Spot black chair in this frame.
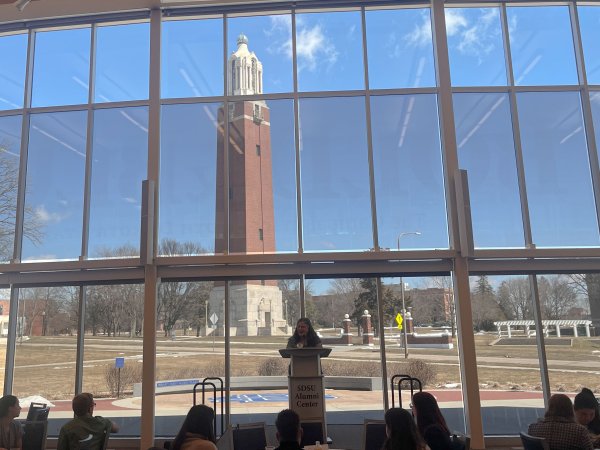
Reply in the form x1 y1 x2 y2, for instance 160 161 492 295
363 419 386 450
22 421 48 450
520 432 550 450
300 422 324 447
26 403 49 422
232 422 267 450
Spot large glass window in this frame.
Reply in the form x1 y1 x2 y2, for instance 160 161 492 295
517 92 598 247
32 28 91 107
228 99 297 255
23 111 87 261
0 115 22 262
88 107 148 257
453 93 524 248
160 102 221 254
95 23 150 103
13 286 79 421
83 283 143 436
162 18 223 99
365 7 435 89
445 7 507 87
298 96 372 252
371 94 448 250
506 6 577 86
296 11 364 92
0 33 27 110
470 275 544 435
578 6 600 85
227 13 293 94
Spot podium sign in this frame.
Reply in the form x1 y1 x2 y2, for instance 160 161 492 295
280 348 332 440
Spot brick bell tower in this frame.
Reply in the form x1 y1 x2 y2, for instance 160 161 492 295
209 34 288 337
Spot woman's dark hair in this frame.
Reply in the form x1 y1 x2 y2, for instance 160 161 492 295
383 408 424 450
171 405 216 450
546 394 575 420
575 388 600 433
0 395 18 419
412 392 450 437
292 318 321 347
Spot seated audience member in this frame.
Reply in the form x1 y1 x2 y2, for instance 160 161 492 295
0 395 22 450
412 392 460 450
171 405 217 450
575 388 600 446
274 409 302 450
57 393 119 450
528 393 592 450
383 407 427 450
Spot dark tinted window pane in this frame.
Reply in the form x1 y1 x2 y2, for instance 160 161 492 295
296 11 364 92
23 111 87 260
88 107 148 257
366 8 435 89
371 94 448 250
517 92 598 246
0 33 27 110
0 115 22 261
507 6 577 86
446 8 507 86
95 23 150 103
32 28 91 107
162 19 223 99
454 93 524 247
299 96 372 251
228 14 293 94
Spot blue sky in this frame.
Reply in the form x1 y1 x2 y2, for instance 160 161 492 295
1 5 600 261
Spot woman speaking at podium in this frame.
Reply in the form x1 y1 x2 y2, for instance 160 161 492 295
287 318 322 349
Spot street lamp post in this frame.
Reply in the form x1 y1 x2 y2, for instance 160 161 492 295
397 231 421 359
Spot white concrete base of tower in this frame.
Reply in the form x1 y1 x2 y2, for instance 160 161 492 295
208 284 291 336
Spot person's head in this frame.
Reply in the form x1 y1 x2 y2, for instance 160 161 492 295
383 408 424 450
574 388 599 426
72 393 95 417
0 395 21 420
293 318 320 346
411 392 449 435
275 409 302 443
546 394 575 420
171 405 216 450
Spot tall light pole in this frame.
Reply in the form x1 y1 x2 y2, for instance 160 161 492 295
397 231 421 359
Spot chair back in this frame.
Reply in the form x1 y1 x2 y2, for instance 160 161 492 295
300 422 324 447
232 422 267 450
519 432 550 450
26 403 48 422
22 421 48 450
362 420 386 450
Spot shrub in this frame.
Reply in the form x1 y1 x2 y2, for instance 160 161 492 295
405 359 436 388
105 364 143 398
257 358 287 376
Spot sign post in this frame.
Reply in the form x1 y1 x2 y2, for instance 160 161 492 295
115 357 125 398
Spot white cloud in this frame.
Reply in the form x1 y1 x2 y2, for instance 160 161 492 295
403 13 432 48
296 25 338 72
122 197 137 204
266 15 338 73
34 205 68 225
445 9 468 36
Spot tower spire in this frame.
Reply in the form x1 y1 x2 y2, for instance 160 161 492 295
228 33 263 95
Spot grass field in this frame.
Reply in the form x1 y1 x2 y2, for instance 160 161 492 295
2 332 600 402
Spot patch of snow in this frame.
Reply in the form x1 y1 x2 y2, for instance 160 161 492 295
444 383 460 389
19 395 55 408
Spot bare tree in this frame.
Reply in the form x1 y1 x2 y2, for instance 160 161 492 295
538 275 578 320
496 277 532 320
0 141 43 260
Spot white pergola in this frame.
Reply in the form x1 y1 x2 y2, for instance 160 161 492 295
494 319 592 338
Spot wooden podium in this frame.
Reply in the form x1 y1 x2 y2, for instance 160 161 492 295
279 348 332 444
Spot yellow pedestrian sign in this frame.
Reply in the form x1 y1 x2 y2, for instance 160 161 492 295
395 312 403 330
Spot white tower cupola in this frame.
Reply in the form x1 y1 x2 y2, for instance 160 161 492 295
228 33 263 96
